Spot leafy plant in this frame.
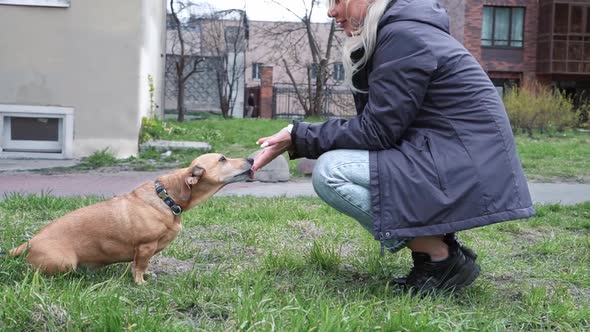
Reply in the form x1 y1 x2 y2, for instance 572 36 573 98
503 80 577 137
307 241 342 271
139 116 165 144
80 148 117 168
148 74 156 117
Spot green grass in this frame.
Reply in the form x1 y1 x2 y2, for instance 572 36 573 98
1 195 589 331
47 115 590 182
515 130 590 182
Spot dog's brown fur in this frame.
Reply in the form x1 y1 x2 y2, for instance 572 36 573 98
9 153 252 284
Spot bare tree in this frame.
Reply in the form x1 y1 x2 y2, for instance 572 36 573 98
167 1 248 119
200 9 249 118
260 0 338 118
167 0 207 122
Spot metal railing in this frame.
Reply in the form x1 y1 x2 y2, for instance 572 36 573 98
272 83 356 119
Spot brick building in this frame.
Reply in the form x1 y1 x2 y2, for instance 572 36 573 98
443 0 590 98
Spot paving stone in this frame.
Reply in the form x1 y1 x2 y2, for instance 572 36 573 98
140 140 211 152
296 158 317 176
248 150 289 182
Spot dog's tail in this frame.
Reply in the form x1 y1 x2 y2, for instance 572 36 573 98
7 242 28 257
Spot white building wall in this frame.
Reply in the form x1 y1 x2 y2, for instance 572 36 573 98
0 0 167 159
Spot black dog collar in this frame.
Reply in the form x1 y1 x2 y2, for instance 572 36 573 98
154 180 182 215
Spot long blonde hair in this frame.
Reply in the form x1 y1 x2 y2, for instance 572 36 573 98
327 0 391 93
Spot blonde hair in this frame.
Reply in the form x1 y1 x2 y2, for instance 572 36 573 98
327 0 391 93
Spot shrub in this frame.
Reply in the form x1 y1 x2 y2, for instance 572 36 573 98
139 116 165 143
576 100 590 129
503 80 576 137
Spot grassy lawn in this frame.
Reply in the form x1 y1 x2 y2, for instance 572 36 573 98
67 116 590 183
1 195 589 331
515 130 590 182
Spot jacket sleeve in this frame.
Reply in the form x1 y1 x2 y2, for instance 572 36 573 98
291 25 437 160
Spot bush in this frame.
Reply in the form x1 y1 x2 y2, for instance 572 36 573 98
576 101 590 129
139 116 165 143
139 117 188 144
503 80 577 136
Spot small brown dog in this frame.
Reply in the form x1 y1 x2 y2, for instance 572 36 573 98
9 153 252 284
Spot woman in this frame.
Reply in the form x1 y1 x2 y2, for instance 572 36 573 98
252 0 535 292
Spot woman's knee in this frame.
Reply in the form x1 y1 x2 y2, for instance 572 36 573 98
312 150 344 191
312 149 369 198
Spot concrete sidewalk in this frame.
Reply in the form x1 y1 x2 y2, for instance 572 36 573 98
0 170 588 205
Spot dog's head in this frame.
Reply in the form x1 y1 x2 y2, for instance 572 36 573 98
185 153 253 186
160 153 253 212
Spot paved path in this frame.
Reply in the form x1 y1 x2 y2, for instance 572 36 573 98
0 170 588 205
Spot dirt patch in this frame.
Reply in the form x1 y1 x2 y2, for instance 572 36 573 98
188 239 227 256
485 274 516 282
338 243 358 258
176 227 262 259
149 255 195 276
569 285 590 303
288 220 325 240
513 227 552 244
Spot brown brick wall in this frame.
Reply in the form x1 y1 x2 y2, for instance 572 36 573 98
259 66 274 119
463 0 539 81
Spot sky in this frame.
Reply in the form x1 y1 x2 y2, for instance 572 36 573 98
201 0 331 22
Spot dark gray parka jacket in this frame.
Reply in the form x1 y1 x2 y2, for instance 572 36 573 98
290 0 535 241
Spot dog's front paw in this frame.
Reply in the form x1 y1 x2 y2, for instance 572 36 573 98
134 273 147 285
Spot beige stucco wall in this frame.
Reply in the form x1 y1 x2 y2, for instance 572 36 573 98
247 21 345 87
0 0 166 158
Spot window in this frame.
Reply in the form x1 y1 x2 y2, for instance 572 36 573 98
333 63 345 81
0 104 73 158
482 6 524 48
310 63 319 80
0 0 70 7
252 63 263 80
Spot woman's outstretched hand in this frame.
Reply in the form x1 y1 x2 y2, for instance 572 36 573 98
252 127 294 172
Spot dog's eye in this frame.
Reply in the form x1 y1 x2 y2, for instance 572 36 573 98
218 156 226 162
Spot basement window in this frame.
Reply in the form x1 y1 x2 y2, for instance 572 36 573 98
0 104 74 159
0 0 70 7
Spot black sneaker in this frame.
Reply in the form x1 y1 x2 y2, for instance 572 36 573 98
404 245 480 293
443 233 477 260
392 234 478 288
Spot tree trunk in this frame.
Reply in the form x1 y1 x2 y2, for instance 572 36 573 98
177 78 185 122
176 58 186 122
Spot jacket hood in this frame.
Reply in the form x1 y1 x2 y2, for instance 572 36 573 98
379 0 450 33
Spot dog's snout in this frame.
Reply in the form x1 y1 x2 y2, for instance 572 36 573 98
246 158 254 165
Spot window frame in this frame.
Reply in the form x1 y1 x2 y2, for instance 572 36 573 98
0 104 74 159
0 0 70 7
252 62 263 80
481 6 525 49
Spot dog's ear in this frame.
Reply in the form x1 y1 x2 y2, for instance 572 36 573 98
179 166 205 203
186 166 205 186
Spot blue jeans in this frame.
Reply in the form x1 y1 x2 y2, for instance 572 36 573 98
312 149 411 254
